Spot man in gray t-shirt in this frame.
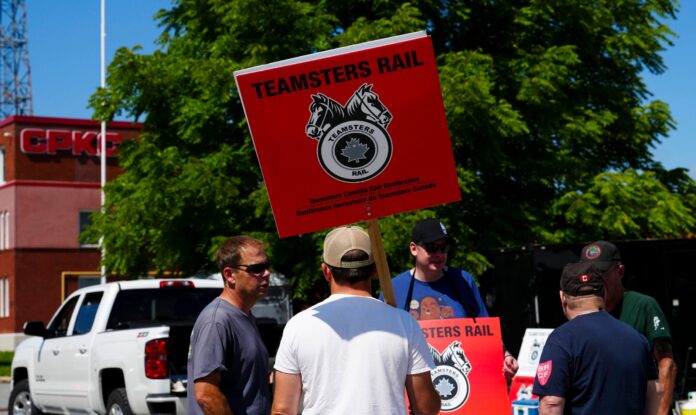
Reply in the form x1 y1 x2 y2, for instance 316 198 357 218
187 236 272 415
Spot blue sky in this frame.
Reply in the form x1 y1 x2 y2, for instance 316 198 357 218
26 1 695 178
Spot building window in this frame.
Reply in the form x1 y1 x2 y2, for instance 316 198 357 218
79 276 101 289
79 210 99 247
0 211 7 250
0 277 9 318
0 146 5 183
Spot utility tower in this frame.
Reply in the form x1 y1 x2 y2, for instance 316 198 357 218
0 0 32 119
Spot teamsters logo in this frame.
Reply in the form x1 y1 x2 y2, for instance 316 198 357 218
305 83 393 182
429 341 472 411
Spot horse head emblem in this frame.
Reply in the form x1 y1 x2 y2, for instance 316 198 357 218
345 83 393 127
516 384 533 400
305 84 394 183
306 93 345 140
306 84 393 141
429 340 472 375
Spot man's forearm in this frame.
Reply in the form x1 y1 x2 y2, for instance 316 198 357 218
539 396 565 415
272 371 302 415
195 382 234 415
646 380 661 415
653 338 677 415
198 391 234 415
656 357 677 415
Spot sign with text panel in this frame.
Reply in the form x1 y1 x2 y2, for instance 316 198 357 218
508 328 553 402
417 318 510 414
234 32 460 237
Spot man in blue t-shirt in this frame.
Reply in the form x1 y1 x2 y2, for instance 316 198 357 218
187 236 272 415
533 261 660 414
386 218 518 380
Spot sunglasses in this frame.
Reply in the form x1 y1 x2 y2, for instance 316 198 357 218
418 242 449 254
234 260 272 275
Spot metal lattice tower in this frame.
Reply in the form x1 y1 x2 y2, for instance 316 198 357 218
0 0 32 119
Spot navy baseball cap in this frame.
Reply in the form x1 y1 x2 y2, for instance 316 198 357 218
579 241 621 271
560 262 605 297
412 219 450 243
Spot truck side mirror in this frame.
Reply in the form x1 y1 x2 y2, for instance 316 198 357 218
23 321 47 337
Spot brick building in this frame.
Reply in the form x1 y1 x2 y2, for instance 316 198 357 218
0 116 139 348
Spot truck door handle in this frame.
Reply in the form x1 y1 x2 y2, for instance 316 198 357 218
79 346 87 354
52 348 60 356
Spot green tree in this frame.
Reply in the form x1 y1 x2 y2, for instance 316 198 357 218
87 0 693 302
543 169 696 242
88 0 338 282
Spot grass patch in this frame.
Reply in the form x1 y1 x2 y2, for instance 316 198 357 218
0 351 13 377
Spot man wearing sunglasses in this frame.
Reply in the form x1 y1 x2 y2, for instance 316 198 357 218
188 236 272 415
388 218 519 380
272 226 441 415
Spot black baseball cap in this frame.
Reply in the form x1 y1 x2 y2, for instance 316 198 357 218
579 241 621 271
412 218 450 243
560 262 605 297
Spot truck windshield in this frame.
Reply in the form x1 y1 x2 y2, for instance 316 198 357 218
106 287 220 330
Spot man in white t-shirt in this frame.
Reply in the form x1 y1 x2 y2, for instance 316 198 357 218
272 226 441 415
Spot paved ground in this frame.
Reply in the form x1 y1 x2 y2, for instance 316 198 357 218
0 378 9 413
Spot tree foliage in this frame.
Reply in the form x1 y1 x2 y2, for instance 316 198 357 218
87 0 694 301
543 169 696 242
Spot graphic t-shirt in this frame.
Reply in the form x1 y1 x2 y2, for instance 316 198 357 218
388 266 489 320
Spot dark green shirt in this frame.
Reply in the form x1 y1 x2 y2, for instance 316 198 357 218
610 290 671 347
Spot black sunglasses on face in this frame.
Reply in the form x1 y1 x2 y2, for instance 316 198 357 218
234 259 272 275
418 242 449 254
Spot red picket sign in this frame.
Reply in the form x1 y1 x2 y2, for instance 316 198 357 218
416 318 510 414
234 32 460 237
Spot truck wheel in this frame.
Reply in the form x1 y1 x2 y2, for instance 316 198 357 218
106 388 134 415
8 379 44 415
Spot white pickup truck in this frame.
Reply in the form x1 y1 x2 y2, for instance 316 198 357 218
9 278 225 414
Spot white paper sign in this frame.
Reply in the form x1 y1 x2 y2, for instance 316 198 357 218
516 328 554 377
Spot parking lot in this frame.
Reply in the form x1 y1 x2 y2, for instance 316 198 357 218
0 378 9 413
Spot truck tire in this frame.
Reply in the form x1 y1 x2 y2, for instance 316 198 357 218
106 388 134 415
8 379 44 415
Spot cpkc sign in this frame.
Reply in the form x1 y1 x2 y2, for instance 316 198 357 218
20 128 122 157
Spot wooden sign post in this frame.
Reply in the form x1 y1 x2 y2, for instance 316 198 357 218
367 219 395 306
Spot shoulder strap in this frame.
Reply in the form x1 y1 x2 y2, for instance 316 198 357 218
404 269 416 312
444 267 477 322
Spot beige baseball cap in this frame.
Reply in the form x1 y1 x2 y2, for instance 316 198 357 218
323 226 374 268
